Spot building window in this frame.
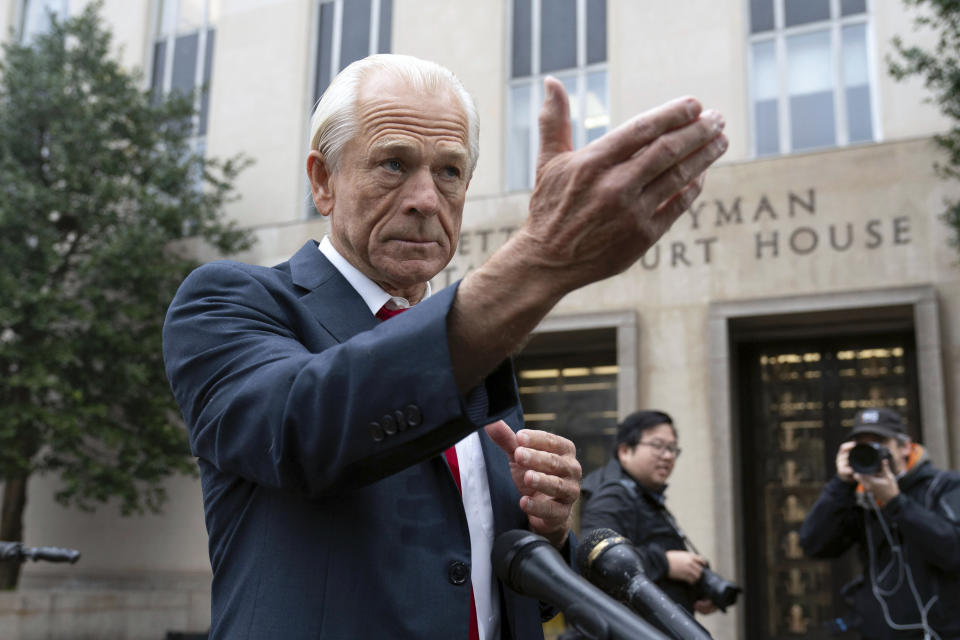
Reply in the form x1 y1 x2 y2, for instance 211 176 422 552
514 328 619 479
306 0 393 217
18 0 69 42
507 0 608 192
748 0 875 157
150 0 219 138
312 0 393 105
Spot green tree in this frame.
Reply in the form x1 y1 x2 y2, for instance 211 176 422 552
889 0 960 256
0 3 252 588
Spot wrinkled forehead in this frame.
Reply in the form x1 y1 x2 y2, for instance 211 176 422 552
355 72 470 148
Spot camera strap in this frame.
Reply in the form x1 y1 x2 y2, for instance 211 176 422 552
658 502 703 557
620 477 706 556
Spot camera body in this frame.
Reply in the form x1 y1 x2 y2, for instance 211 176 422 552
849 442 892 475
696 566 741 611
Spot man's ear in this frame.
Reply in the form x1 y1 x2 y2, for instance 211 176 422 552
307 150 335 216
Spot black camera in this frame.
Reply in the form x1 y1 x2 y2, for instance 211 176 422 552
696 566 742 611
849 442 892 475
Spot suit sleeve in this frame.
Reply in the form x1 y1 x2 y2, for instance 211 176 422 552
799 476 861 558
579 483 669 582
162 261 519 497
882 475 960 572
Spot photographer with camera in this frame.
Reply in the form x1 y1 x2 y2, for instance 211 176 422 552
579 410 738 619
799 408 960 639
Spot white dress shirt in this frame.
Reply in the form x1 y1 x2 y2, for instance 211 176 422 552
318 237 500 639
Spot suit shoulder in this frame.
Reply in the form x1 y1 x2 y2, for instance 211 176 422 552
180 259 292 291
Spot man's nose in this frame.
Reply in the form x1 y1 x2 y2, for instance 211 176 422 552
403 167 442 216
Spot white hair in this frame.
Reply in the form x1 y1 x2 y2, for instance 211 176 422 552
308 54 480 177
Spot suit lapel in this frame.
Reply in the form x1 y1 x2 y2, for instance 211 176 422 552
479 417 524 534
288 240 378 342
289 241 462 485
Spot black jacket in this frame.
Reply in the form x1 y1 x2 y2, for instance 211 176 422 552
579 458 699 612
799 454 960 639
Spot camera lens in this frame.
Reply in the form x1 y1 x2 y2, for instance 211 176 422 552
698 568 741 611
849 442 889 474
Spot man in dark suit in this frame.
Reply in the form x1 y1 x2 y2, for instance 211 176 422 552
163 54 727 639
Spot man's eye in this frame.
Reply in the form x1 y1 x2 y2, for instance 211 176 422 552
441 166 461 179
383 159 403 172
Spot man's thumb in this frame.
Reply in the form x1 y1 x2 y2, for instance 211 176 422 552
537 76 573 168
484 420 518 455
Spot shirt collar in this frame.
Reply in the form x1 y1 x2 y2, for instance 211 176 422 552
318 236 431 315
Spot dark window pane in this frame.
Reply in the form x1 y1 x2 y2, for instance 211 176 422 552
340 0 372 71
150 40 166 105
540 0 576 73
790 90 836 150
586 0 606 64
842 23 871 143
198 29 215 136
512 0 532 77
378 0 392 53
755 99 779 155
171 32 199 96
846 85 873 143
750 0 774 33
785 0 830 27
314 1 335 101
841 0 867 16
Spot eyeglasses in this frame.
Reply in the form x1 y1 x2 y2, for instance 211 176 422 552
637 440 682 457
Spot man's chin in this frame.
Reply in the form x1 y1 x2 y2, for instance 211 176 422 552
374 260 447 295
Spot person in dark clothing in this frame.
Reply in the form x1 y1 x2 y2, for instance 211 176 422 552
799 408 960 640
580 410 718 616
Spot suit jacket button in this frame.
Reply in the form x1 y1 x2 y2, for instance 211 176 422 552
381 414 397 435
405 404 422 428
394 410 407 432
448 561 469 585
369 423 385 442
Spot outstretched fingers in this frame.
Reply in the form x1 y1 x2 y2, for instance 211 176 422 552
586 96 703 166
638 122 727 209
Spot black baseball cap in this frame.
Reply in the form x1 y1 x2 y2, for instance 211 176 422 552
850 408 906 440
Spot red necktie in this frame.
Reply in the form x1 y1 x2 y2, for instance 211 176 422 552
375 305 407 321
377 304 481 640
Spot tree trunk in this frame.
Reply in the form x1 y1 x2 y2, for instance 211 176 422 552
0 474 28 589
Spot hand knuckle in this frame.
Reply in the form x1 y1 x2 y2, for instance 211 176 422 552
658 136 683 160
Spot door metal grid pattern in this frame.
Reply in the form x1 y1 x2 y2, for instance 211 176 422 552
740 333 919 639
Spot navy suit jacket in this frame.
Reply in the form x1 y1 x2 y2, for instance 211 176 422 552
163 240 559 639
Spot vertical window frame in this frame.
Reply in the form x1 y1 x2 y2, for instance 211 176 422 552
746 0 880 158
507 0 608 192
305 0 392 218
309 0 391 106
150 0 217 143
16 0 70 43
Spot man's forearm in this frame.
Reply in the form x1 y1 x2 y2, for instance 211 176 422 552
448 233 574 392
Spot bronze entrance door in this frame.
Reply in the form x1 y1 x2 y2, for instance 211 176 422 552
738 332 920 639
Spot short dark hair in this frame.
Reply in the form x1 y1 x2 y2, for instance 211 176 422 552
614 410 675 455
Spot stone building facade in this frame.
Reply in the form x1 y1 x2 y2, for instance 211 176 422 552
1 1 957 638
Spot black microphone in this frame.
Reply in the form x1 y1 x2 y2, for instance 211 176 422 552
26 546 81 564
0 542 80 564
492 530 668 640
577 528 713 640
